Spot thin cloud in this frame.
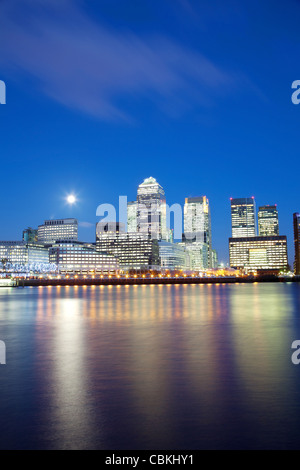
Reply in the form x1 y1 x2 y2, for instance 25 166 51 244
0 0 235 121
79 221 95 228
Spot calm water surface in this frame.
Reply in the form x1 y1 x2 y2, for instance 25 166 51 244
0 283 300 449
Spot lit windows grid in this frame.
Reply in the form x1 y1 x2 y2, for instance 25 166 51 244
231 198 257 238
229 236 288 271
49 243 119 274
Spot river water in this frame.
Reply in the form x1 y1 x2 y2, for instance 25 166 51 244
0 283 300 449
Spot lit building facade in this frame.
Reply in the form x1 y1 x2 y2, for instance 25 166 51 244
231 197 257 238
158 241 191 270
49 241 118 274
96 222 160 270
137 177 167 240
258 205 279 236
229 236 288 274
183 196 212 268
294 212 300 275
127 201 137 232
0 241 49 265
211 249 218 269
179 238 208 271
38 218 78 244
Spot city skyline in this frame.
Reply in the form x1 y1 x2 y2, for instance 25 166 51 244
0 178 297 271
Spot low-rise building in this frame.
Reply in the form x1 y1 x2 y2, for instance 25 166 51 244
49 241 119 275
158 241 190 270
229 236 288 274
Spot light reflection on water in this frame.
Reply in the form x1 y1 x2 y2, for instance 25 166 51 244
0 283 300 449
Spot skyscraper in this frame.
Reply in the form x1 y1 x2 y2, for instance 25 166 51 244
230 197 257 238
37 218 78 244
96 221 160 270
137 177 167 240
293 212 300 275
183 196 212 268
258 205 279 236
127 201 137 232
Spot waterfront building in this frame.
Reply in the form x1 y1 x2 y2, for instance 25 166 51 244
22 227 38 243
137 177 167 240
0 241 49 266
179 237 208 271
258 205 279 236
183 196 212 268
229 236 288 274
211 249 218 269
158 241 191 270
38 218 78 244
294 212 300 275
49 240 118 275
127 201 137 232
230 197 257 238
96 222 160 270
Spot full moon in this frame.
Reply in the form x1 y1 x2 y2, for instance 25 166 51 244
67 195 76 204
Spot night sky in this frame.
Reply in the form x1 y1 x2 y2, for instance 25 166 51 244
0 0 300 263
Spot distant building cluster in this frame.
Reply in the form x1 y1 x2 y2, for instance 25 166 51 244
0 177 299 277
228 198 293 275
123 177 215 271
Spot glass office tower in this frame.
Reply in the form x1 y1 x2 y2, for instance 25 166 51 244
137 177 167 240
96 221 160 270
230 197 257 238
294 212 300 275
183 196 212 268
158 241 191 270
179 239 209 271
258 205 279 236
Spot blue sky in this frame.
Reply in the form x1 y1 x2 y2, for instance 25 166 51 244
0 0 300 263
